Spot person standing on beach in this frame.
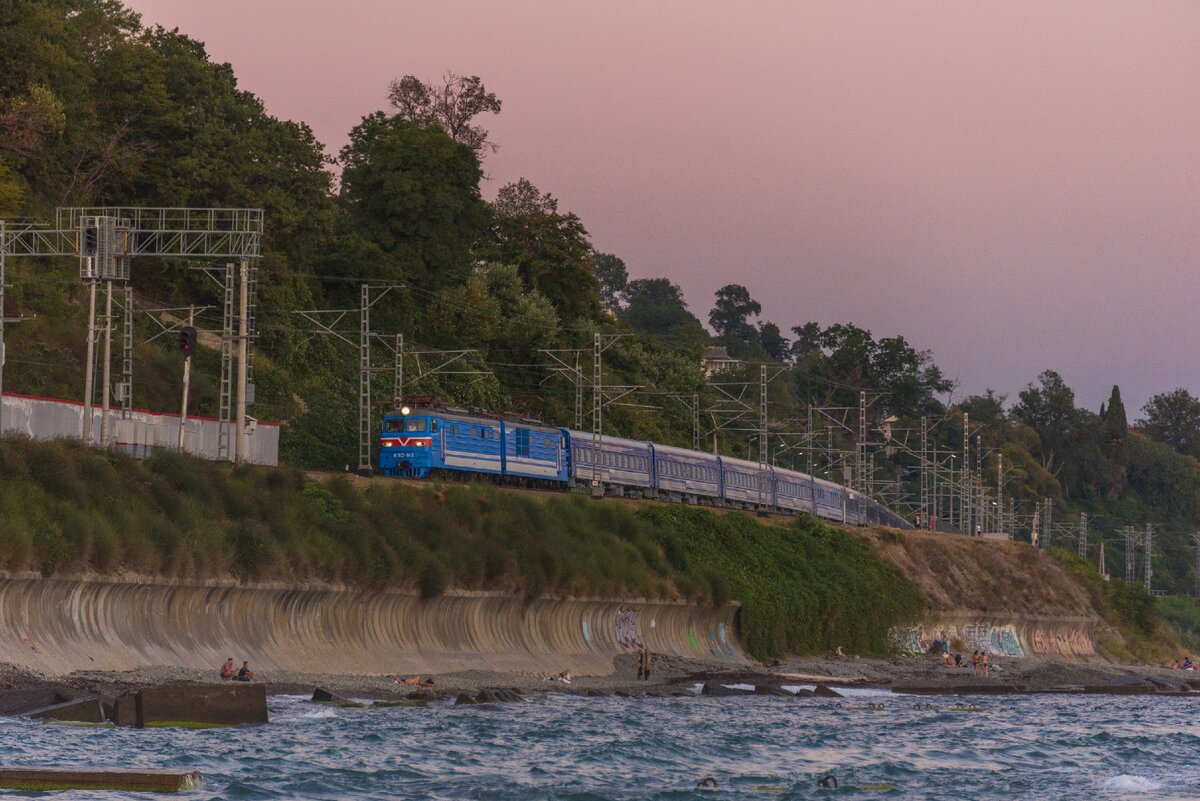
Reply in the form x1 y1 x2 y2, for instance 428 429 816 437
971 650 981 678
981 652 990 678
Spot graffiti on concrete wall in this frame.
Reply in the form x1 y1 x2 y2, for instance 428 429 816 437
615 607 643 648
888 621 1095 659
1027 626 1095 658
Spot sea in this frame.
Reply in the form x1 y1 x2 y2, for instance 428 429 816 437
2 688 1196 800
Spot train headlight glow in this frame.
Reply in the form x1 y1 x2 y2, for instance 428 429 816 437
401 406 411 415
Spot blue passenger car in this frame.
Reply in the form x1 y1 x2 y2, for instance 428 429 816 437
772 466 817 515
650 443 721 503
811 476 845 521
568 431 653 496
719 456 773 507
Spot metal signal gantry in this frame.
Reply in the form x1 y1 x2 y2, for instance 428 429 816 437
0 207 262 458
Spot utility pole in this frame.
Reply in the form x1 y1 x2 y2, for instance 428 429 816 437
995 451 1003 537
121 285 133 421
692 393 700 451
82 277 98 444
217 263 235 461
1078 512 1088 559
358 283 371 474
592 331 602 497
178 305 194 452
235 259 249 464
0 219 5 435
920 416 929 528
99 280 114 446
857 390 867 493
975 434 983 535
1125 526 1136 584
1193 532 1200 598
758 364 768 513
393 333 403 407
1144 523 1153 592
960 413 969 534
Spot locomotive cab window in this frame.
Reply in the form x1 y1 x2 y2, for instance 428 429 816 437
383 419 401 433
405 419 427 433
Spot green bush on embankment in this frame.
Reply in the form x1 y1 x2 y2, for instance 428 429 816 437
0 436 925 660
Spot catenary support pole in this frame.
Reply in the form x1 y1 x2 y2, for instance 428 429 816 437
178 305 193 452
235 260 248 464
82 278 98 444
99 280 114 446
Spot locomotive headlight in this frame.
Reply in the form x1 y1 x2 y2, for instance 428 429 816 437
401 406 411 415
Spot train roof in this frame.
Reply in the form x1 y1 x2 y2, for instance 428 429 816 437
651 443 721 461
719 454 772 472
565 430 652 451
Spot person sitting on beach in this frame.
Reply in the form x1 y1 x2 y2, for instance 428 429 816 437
396 675 424 686
558 670 572 684
219 657 236 681
235 661 255 682
954 652 963 668
1182 657 1196 671
834 646 847 660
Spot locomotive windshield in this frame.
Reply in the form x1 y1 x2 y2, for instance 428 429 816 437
405 419 427 432
383 419 401 433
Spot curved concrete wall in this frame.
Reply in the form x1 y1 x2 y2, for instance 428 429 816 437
0 576 744 677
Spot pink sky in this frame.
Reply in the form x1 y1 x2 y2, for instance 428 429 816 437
124 0 1200 414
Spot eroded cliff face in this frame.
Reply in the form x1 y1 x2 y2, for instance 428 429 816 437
0 575 744 676
863 529 1095 617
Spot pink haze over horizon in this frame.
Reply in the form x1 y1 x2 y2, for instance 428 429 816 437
123 0 1200 416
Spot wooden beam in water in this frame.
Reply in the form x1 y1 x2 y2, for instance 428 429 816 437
0 767 202 793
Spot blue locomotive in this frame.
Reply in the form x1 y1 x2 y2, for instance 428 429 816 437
378 404 910 528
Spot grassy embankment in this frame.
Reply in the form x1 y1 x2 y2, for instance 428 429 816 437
0 436 925 661
1050 549 1179 662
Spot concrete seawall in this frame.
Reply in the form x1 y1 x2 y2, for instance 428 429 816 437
0 576 744 676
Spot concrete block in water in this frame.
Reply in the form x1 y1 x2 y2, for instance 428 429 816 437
812 685 843 698
136 683 267 727
113 694 137 727
754 684 793 697
0 689 67 716
0 767 201 792
27 696 105 724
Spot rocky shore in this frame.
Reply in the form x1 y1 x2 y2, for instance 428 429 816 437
1 651 1197 716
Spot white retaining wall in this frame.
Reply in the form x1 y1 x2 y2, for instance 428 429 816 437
0 392 279 466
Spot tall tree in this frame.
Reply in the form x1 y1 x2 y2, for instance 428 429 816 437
1011 370 1080 474
620 278 709 350
387 72 501 156
1139 388 1200 458
1104 385 1128 442
758 321 789 363
709 284 760 344
339 113 488 289
592 251 628 312
482 178 598 322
